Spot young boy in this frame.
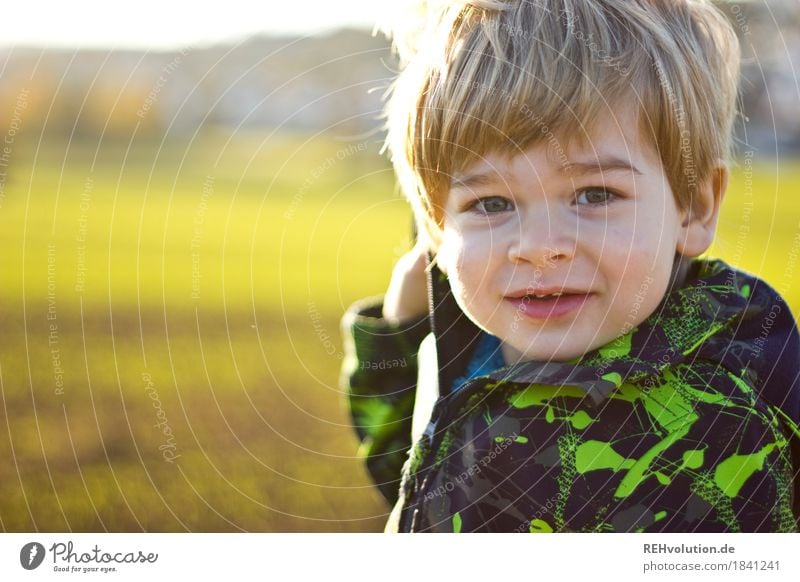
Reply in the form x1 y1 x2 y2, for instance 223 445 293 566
342 0 800 532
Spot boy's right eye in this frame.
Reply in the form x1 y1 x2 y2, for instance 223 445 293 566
468 196 514 214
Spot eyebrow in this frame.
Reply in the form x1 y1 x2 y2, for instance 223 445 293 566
562 156 642 177
450 173 503 190
450 155 641 188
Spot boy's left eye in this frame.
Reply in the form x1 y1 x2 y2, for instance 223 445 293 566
575 188 616 206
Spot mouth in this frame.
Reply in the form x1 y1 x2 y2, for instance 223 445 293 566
504 290 592 320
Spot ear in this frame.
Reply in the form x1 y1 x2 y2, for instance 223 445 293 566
432 241 449 276
676 164 728 257
416 210 446 274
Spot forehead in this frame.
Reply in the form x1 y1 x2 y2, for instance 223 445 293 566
450 107 658 188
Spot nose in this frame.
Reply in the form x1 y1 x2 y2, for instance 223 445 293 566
507 204 575 267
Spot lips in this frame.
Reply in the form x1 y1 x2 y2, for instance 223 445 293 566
504 290 592 319
506 286 587 298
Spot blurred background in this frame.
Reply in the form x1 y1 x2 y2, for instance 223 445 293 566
0 0 799 532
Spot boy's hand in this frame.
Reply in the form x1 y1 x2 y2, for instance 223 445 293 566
382 240 429 324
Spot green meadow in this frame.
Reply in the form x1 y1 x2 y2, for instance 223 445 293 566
0 131 798 531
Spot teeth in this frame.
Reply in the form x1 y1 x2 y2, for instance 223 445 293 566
529 292 564 299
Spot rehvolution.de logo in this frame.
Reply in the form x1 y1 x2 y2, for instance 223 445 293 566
20 542 46 570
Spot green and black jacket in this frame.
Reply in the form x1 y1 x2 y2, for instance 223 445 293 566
341 258 800 532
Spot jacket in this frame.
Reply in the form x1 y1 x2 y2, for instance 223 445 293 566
341 257 800 532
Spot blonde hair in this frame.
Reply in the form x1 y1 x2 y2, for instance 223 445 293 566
384 0 740 248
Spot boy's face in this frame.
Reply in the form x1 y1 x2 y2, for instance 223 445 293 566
437 108 705 363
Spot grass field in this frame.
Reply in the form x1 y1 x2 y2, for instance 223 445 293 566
1 130 799 531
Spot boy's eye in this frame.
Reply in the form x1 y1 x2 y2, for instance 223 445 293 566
469 196 514 214
575 188 616 206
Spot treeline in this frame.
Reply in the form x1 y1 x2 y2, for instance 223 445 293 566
0 2 799 154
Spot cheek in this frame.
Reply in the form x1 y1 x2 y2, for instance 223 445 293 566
439 224 500 275
606 243 673 322
608 243 660 284
599 221 670 269
601 223 643 249
438 227 501 303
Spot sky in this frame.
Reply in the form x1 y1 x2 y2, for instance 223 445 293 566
0 0 389 49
